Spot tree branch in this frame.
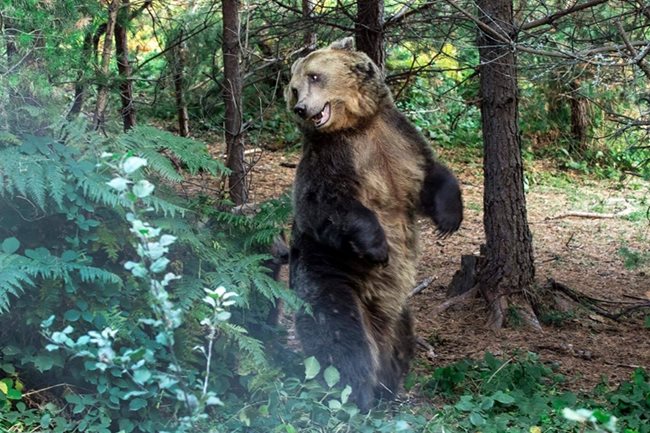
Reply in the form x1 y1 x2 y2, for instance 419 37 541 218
520 0 608 31
441 0 511 45
615 20 650 79
385 1 435 27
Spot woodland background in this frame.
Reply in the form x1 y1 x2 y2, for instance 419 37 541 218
0 0 648 432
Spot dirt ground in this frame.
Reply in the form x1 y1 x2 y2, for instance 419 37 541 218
217 146 650 394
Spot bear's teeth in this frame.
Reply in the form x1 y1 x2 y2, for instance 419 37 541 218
313 103 331 127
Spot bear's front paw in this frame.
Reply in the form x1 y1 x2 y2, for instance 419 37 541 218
434 211 462 238
350 232 389 265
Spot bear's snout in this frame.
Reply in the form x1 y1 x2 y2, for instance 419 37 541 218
293 103 307 119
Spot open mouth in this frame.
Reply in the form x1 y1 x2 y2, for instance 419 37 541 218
311 103 331 128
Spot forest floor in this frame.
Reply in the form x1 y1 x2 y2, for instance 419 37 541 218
204 145 650 397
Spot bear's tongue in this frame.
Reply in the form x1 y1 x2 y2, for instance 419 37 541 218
311 103 331 128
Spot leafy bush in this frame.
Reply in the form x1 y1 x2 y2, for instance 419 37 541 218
0 121 297 432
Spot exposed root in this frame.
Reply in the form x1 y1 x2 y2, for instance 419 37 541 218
545 278 650 321
432 285 479 315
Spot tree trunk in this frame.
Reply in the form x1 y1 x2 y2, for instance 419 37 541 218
222 0 248 205
476 0 538 330
569 80 588 154
68 32 95 120
171 30 190 137
92 0 120 131
302 0 317 51
3 18 17 61
355 0 385 71
1 17 17 132
115 0 136 131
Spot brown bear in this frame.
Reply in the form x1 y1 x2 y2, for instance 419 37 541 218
285 37 463 411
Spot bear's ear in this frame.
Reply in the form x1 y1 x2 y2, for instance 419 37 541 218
290 57 304 75
329 37 355 51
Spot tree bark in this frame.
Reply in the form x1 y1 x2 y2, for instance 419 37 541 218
569 80 588 154
115 0 136 131
3 17 17 62
222 0 248 205
171 30 189 137
476 0 537 330
356 0 385 71
92 0 120 131
68 32 95 120
302 0 317 51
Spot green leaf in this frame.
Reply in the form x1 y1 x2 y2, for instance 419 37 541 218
480 396 495 411
132 180 154 198
492 390 516 405
33 355 54 372
324 366 340 388
304 356 321 380
341 385 352 404
455 395 475 412
328 399 342 410
394 420 411 431
133 368 152 385
149 257 169 273
469 412 486 426
61 250 78 262
1 238 20 254
0 382 8 395
122 157 147 174
591 409 613 424
63 309 81 322
1 363 15 374
107 177 130 191
40 413 52 428
7 387 22 400
128 398 147 411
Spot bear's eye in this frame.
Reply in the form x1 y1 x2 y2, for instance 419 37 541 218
291 88 298 98
308 74 320 83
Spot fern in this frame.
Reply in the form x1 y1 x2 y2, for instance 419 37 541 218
0 254 35 312
0 119 299 432
117 125 228 179
0 250 122 312
219 321 268 368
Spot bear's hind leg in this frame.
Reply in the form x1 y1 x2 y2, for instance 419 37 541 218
296 286 378 412
376 307 415 401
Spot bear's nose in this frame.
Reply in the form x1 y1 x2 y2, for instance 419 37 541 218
293 104 307 119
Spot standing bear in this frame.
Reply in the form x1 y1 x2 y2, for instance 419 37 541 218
286 37 463 411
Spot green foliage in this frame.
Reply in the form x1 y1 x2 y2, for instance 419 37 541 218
0 119 297 432
605 369 650 433
410 354 649 433
395 75 482 149
216 356 421 433
618 246 650 270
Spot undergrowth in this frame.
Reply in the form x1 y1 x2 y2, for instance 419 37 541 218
408 353 649 433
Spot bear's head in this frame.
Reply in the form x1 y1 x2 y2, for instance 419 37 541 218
285 37 392 132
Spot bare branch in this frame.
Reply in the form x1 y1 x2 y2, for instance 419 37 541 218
441 0 511 45
520 0 608 31
385 1 435 27
615 20 650 79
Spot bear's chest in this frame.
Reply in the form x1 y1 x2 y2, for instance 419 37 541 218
292 143 359 214
351 139 424 213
